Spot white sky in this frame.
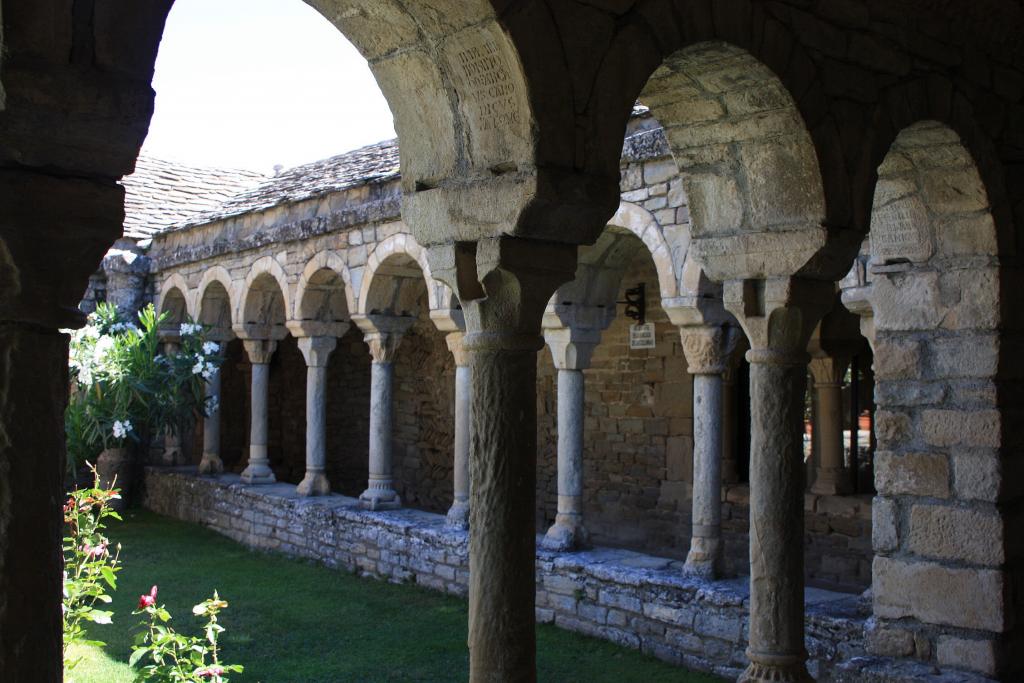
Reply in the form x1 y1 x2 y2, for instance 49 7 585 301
140 0 396 173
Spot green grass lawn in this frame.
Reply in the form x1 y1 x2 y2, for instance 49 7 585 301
70 509 719 682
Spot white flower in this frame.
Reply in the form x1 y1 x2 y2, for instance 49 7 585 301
205 396 220 416
202 341 220 356
92 335 114 362
192 359 205 375
180 322 202 336
201 362 218 380
112 420 132 439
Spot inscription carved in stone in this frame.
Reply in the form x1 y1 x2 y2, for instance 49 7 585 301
451 38 520 132
871 195 932 264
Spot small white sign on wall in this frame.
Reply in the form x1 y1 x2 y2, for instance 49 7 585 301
629 322 656 350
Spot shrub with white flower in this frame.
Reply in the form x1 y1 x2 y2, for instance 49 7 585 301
65 303 224 474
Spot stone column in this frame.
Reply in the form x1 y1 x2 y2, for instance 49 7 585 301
427 237 576 682
721 365 739 485
680 325 738 578
198 365 223 474
445 331 471 529
161 338 184 465
296 336 337 496
541 329 599 551
809 355 849 496
354 315 414 510
725 278 832 683
240 339 277 485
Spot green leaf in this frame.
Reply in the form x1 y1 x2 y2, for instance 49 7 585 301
88 609 113 625
129 646 150 668
101 565 117 588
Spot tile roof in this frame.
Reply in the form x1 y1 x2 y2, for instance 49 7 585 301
173 139 401 230
120 156 266 240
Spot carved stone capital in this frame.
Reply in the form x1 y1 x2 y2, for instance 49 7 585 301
445 332 470 367
426 237 577 346
353 313 415 363
296 335 337 368
840 285 875 353
543 326 601 371
808 355 847 387
724 277 835 365
679 325 741 375
241 338 278 365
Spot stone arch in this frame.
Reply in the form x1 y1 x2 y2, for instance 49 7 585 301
157 273 192 323
605 201 679 301
865 85 1015 261
195 266 235 337
636 42 835 283
237 257 290 339
238 256 291 325
358 233 443 316
294 252 355 323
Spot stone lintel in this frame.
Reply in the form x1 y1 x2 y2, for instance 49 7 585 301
429 307 465 334
232 321 288 343
286 319 350 339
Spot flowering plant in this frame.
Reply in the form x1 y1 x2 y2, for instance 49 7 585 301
130 587 244 682
65 303 223 474
62 466 123 673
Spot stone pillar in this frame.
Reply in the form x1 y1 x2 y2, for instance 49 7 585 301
809 355 849 496
161 338 184 465
296 336 337 496
541 329 599 551
721 365 739 485
725 278 832 683
445 331 471 529
427 237 576 682
680 325 738 578
353 315 414 510
198 365 223 474
240 339 277 485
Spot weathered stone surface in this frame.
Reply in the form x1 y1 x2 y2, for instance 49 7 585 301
873 451 950 498
921 410 1001 448
908 504 1004 566
936 636 998 676
873 557 1007 632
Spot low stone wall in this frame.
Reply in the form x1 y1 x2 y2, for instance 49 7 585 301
143 467 874 679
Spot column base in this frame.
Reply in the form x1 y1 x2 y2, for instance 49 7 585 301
740 653 812 683
739 662 813 683
810 469 851 496
359 486 401 511
240 461 276 485
541 515 589 552
683 537 723 580
198 453 224 475
445 499 470 530
296 471 330 497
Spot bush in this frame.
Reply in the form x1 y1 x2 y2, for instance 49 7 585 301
65 303 222 475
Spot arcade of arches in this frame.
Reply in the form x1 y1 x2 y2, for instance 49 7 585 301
2 2 1024 682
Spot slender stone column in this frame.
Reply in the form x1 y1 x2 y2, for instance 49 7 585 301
427 237 576 683
161 339 184 465
541 330 599 551
296 336 337 496
809 356 848 496
725 278 831 683
240 339 277 485
721 365 739 485
198 366 223 474
445 332 471 529
680 325 739 578
354 315 413 510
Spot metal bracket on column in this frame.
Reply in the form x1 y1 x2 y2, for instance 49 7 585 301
618 283 646 325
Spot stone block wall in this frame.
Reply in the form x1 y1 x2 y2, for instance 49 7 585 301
143 468 870 681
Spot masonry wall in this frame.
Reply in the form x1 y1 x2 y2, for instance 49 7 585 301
143 468 870 681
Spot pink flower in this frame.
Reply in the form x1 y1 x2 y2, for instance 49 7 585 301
138 585 158 609
197 665 224 679
82 540 109 558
